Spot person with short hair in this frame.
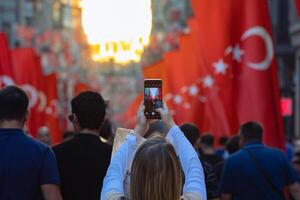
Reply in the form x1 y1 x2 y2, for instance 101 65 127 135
0 86 62 200
180 123 220 200
37 126 52 146
220 121 300 200
200 134 223 167
53 91 112 200
215 136 229 159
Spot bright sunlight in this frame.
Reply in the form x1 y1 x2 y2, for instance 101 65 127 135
81 0 152 64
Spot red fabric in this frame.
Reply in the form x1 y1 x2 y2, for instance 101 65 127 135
0 33 15 87
44 73 62 144
192 0 284 148
75 82 92 96
131 0 284 148
296 0 300 18
11 48 45 137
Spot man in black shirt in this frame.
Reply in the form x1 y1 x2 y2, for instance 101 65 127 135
53 91 112 200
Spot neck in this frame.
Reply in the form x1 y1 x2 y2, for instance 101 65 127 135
79 128 99 136
0 120 23 129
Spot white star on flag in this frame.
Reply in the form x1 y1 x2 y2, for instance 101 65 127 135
173 95 182 104
180 86 188 94
232 44 244 62
213 59 228 75
189 84 199 96
183 102 191 109
202 75 214 88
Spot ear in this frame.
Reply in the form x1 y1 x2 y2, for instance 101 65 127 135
72 114 81 131
24 110 29 122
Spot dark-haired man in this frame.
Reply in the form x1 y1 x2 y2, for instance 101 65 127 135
53 91 112 200
180 123 220 200
0 86 62 200
200 134 223 167
220 121 300 200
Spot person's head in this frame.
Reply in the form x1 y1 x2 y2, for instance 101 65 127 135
219 136 228 147
130 137 182 200
62 130 75 142
144 121 167 139
180 123 200 147
99 119 113 140
0 86 29 128
226 135 240 154
239 121 263 146
200 133 215 148
69 91 106 132
37 126 51 145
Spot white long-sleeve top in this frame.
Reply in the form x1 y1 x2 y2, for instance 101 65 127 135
100 125 207 200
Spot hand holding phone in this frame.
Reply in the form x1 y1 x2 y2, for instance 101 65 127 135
144 79 163 119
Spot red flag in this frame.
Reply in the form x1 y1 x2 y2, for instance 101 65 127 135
138 0 283 148
44 73 62 144
295 0 300 18
0 33 15 87
187 0 284 148
75 82 92 96
11 48 43 136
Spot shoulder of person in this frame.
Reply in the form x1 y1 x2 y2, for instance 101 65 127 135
52 138 75 154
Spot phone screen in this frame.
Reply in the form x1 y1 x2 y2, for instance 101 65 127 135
144 79 162 119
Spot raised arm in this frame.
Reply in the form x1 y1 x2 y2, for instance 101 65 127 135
157 102 207 200
101 103 149 200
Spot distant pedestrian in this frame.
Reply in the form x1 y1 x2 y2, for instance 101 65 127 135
0 86 62 200
200 134 223 167
215 136 229 159
220 121 300 200
37 126 52 146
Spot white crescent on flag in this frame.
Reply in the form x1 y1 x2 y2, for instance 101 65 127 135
0 75 15 87
38 91 47 112
21 84 39 108
241 26 274 70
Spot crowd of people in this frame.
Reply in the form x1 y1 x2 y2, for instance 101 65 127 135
1 85 300 200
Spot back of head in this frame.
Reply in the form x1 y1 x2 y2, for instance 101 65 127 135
0 86 29 122
71 91 106 131
240 121 263 144
130 137 182 200
180 123 200 147
99 119 113 140
219 136 228 146
144 121 167 139
201 134 214 147
226 135 240 154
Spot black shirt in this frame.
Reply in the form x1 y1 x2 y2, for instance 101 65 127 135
53 133 112 200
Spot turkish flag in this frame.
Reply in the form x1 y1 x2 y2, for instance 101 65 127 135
44 73 62 144
11 48 45 137
135 0 283 148
0 33 15 87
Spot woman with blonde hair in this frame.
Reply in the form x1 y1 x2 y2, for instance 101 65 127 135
101 102 206 200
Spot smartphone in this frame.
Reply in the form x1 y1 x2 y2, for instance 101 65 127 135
144 79 163 119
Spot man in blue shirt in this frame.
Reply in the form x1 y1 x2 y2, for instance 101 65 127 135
220 121 300 200
0 86 62 200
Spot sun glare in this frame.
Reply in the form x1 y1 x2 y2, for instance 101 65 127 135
81 0 152 64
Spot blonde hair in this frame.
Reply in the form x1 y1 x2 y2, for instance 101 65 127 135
130 137 182 200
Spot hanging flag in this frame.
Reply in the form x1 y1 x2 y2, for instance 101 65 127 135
44 73 62 144
0 33 15 87
136 0 283 148
11 48 44 137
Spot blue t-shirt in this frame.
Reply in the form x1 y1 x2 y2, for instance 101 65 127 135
0 128 60 200
220 142 299 200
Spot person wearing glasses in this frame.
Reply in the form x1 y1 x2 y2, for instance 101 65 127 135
53 91 112 200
